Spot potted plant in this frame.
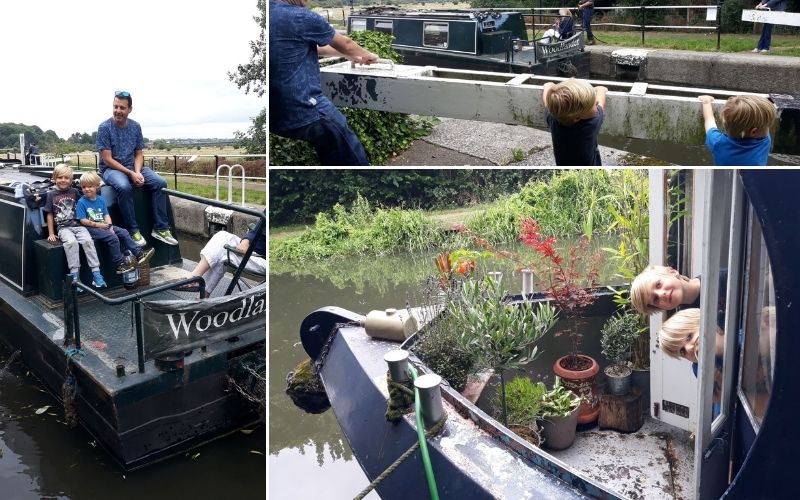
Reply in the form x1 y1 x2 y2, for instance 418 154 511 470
448 275 557 426
600 311 642 396
519 218 604 424
493 376 546 445
539 377 582 450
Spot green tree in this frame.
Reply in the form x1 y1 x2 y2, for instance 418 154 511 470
229 0 266 153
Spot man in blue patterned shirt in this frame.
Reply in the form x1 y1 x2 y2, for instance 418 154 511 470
96 91 178 247
270 0 378 165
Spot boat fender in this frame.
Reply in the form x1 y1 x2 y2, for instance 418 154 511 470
363 308 418 342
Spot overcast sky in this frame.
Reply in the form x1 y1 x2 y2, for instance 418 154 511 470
0 0 264 140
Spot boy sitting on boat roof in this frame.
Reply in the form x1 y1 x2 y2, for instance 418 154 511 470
76 172 155 275
44 164 107 289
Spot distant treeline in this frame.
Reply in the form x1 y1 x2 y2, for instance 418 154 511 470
269 169 555 225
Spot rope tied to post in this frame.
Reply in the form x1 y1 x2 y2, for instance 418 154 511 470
385 373 415 421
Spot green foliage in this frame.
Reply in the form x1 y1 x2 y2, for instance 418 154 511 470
448 277 557 373
493 377 546 427
448 275 556 425
235 108 266 154
269 169 550 225
465 170 619 241
413 313 477 392
541 377 580 418
600 312 643 364
270 194 443 261
230 0 266 154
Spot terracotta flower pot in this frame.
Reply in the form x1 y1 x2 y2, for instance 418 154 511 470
553 354 600 424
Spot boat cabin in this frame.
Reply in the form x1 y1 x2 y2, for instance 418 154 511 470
346 7 586 75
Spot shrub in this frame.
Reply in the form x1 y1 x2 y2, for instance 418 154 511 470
493 377 546 427
413 314 477 392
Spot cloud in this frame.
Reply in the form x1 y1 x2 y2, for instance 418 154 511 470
0 0 264 139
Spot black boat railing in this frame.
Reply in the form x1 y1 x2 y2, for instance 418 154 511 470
64 275 206 374
61 190 264 374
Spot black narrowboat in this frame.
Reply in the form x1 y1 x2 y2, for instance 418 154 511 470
347 7 589 77
0 161 265 470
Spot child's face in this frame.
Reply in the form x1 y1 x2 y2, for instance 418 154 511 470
82 184 98 199
54 174 72 191
647 269 685 311
678 329 700 363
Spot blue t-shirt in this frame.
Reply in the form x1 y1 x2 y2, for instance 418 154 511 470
269 0 336 132
76 195 110 224
705 128 771 166
546 105 604 166
96 118 144 173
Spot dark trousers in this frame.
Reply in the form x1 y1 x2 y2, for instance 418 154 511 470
757 23 774 51
87 225 141 267
582 7 594 41
279 105 369 166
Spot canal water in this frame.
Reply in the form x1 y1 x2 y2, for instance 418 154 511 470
269 241 623 499
0 236 265 500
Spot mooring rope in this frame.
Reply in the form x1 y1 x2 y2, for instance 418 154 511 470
0 349 21 377
353 413 447 500
62 348 84 428
386 376 415 421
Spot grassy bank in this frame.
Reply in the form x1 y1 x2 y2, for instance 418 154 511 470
580 31 800 56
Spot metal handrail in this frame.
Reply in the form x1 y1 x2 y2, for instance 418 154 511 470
64 276 206 374
215 164 246 206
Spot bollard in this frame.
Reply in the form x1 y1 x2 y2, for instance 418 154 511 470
415 373 444 429
521 269 534 295
384 349 410 383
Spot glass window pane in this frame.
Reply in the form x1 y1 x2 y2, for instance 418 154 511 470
740 218 774 428
423 23 448 48
375 20 393 35
351 18 366 32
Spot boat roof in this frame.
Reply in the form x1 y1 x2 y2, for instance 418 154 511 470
351 7 521 20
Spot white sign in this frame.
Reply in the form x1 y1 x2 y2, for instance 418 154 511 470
706 8 717 21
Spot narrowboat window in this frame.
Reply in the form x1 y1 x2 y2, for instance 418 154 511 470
740 216 775 428
375 20 393 35
423 22 449 48
351 18 367 32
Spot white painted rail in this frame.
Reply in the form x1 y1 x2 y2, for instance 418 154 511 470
742 9 800 26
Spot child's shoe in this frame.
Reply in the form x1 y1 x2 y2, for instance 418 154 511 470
151 229 179 246
131 232 147 247
138 247 155 264
116 260 136 274
92 271 107 288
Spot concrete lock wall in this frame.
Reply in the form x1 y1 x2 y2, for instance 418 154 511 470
589 47 800 95
169 196 261 239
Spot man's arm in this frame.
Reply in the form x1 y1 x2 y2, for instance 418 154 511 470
319 33 379 64
698 95 717 132
578 0 593 8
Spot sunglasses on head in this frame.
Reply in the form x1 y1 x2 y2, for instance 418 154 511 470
115 91 131 97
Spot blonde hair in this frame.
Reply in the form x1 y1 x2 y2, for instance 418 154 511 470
559 8 571 16
630 265 690 315
545 78 596 125
80 171 102 188
720 95 776 139
52 164 73 181
658 308 700 359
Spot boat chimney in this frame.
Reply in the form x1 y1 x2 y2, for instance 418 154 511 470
384 349 410 383
414 373 444 429
521 269 534 296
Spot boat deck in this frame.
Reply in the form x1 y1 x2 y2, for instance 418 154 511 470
320 305 694 499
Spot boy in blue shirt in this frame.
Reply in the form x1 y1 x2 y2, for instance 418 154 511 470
76 172 154 275
699 94 776 166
